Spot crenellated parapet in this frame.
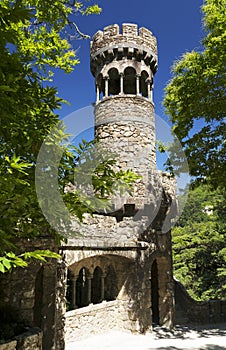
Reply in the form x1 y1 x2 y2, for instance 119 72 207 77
90 23 158 79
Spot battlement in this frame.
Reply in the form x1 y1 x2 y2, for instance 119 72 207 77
91 23 155 45
90 23 157 75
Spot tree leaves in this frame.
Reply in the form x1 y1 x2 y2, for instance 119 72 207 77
0 250 61 273
0 1 138 272
172 184 226 300
164 0 226 190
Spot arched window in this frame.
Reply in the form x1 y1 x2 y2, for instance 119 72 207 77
104 265 118 301
76 267 89 308
123 67 136 94
140 70 149 98
91 266 102 304
108 68 120 96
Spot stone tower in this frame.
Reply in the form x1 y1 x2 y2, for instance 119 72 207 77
91 23 157 212
64 24 177 341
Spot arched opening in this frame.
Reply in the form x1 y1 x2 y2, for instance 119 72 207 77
76 267 89 308
91 266 102 304
96 73 104 100
104 265 118 301
34 266 44 327
140 70 149 97
108 68 120 96
123 67 136 94
151 259 160 325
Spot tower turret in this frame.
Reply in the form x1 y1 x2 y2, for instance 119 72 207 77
90 23 158 211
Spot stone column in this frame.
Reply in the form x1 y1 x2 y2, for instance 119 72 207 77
136 75 140 95
147 80 153 101
96 84 100 103
104 77 109 97
150 86 153 101
101 273 106 301
87 275 93 304
71 276 77 309
120 73 124 94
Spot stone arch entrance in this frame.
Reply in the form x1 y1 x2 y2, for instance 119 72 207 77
65 253 134 310
151 259 160 325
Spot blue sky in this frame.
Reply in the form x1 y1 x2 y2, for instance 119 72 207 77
54 0 204 119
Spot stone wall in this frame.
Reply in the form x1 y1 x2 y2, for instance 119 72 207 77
0 328 42 350
65 301 129 342
95 96 156 175
174 278 226 325
66 170 176 247
0 238 65 350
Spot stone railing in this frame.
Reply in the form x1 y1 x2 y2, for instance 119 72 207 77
174 278 226 325
0 328 42 350
65 300 132 342
65 300 118 342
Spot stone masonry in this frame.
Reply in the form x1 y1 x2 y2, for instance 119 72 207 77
63 23 177 343
0 22 225 350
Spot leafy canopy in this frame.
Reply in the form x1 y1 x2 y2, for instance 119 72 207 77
172 184 226 300
164 0 226 190
0 1 139 272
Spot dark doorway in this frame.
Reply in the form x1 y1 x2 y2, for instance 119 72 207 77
34 266 44 327
151 259 160 325
91 266 102 304
76 267 89 308
105 265 118 301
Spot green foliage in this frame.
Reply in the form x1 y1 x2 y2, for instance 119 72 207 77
0 1 138 272
164 0 226 190
172 184 226 300
0 250 61 273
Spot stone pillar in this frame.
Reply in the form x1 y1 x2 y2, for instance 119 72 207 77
147 80 152 101
136 75 140 95
71 276 77 309
150 85 153 102
101 273 106 301
104 77 109 97
96 84 100 103
120 73 124 94
87 275 92 304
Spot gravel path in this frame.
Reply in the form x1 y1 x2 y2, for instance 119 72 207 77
66 324 226 350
